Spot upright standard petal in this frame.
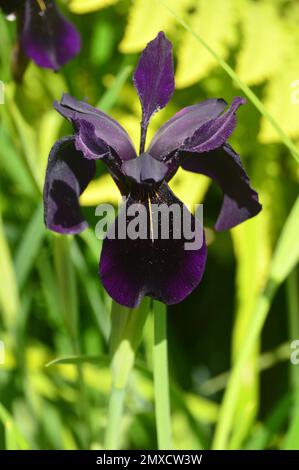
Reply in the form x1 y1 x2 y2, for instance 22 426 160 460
148 98 227 159
54 94 137 161
133 31 174 149
181 143 262 231
99 182 207 308
21 0 81 70
184 97 245 153
44 136 95 234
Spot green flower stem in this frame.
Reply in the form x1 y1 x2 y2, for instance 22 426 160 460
104 385 126 450
105 299 150 449
153 301 172 449
54 235 91 443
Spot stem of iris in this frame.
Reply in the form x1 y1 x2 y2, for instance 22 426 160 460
104 299 149 449
153 301 172 449
105 299 172 450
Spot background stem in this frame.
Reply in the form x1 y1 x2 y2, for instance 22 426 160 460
105 386 126 450
54 235 91 445
104 299 150 449
153 301 172 449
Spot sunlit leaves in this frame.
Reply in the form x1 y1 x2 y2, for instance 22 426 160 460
236 0 289 86
69 0 119 14
259 56 299 143
119 0 191 53
175 0 239 88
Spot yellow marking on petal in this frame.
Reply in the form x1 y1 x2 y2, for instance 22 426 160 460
36 0 46 11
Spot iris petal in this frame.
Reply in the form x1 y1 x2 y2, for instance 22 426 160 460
99 182 207 308
54 94 137 161
21 0 80 70
181 143 262 231
43 136 95 234
148 98 227 159
184 97 245 153
133 31 174 131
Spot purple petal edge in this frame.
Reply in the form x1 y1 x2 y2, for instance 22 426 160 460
21 0 81 70
133 31 174 129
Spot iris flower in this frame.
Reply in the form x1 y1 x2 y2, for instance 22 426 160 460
0 0 80 75
43 32 261 308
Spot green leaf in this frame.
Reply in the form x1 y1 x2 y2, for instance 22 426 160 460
169 168 210 211
97 65 133 113
0 404 30 450
0 211 20 329
71 241 110 341
69 0 119 14
282 402 299 450
270 196 299 285
229 205 272 448
120 0 191 53
46 354 110 368
213 195 299 449
160 0 299 163
259 54 299 143
14 202 45 289
176 0 239 88
0 127 35 195
236 0 289 85
246 393 292 450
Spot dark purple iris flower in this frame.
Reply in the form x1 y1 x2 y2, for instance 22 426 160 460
0 0 80 73
43 32 262 308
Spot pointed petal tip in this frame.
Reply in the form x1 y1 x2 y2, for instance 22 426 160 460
133 30 174 128
214 198 262 232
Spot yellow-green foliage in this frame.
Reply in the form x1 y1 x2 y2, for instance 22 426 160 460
175 0 239 88
69 0 119 14
120 0 192 53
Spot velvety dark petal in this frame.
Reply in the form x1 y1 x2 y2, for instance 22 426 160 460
0 0 23 14
99 182 207 307
148 98 227 159
133 31 174 130
44 136 95 234
21 0 80 70
184 97 245 153
73 119 111 160
122 153 168 184
54 94 137 161
181 143 262 231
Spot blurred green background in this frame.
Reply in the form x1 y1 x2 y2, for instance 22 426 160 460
0 0 299 450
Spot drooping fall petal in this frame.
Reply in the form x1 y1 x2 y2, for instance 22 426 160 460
181 143 262 231
148 98 227 159
99 182 207 307
184 97 245 153
44 136 95 234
